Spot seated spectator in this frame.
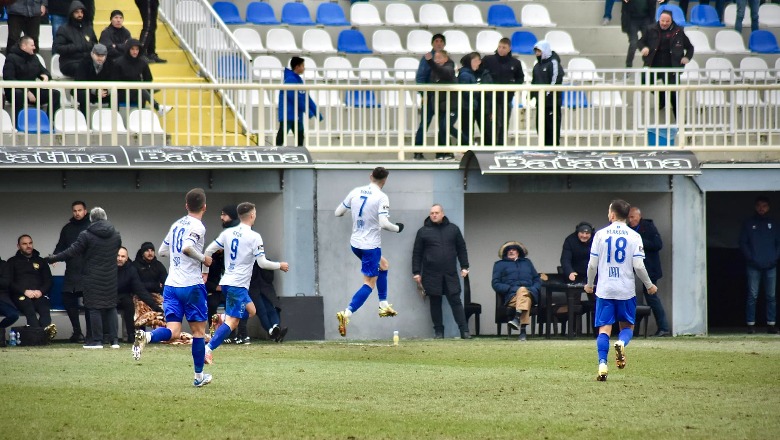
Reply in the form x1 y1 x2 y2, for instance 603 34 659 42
0 257 21 347
249 264 288 343
560 222 594 283
99 10 131 62
73 43 113 117
7 234 57 340
112 39 172 116
117 247 162 343
457 52 493 147
133 242 167 296
491 241 541 341
2 36 61 121
53 1 97 78
419 49 458 159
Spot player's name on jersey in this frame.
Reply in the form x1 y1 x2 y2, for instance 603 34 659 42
473 150 700 174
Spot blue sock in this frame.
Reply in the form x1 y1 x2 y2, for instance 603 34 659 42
377 270 388 301
596 333 610 364
348 284 374 312
192 337 205 374
149 327 172 343
209 323 232 350
619 328 634 347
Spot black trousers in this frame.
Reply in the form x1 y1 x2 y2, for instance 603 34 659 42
276 121 305 147
63 290 91 338
643 71 679 118
136 0 160 56
429 280 468 334
74 90 109 118
6 14 41 55
626 17 654 68
485 94 513 146
117 295 135 342
536 100 562 146
12 295 51 328
88 307 118 344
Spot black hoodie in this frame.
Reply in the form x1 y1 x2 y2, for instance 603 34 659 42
133 242 168 294
54 214 91 292
2 44 52 98
99 23 132 61
112 39 153 82
53 1 98 76
7 249 52 297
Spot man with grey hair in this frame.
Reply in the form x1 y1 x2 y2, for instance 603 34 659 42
47 206 122 349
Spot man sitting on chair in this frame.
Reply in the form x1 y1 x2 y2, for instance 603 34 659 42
2 36 61 123
491 241 541 341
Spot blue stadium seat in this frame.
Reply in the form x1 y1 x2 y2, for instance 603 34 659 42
246 2 279 25
345 90 380 108
656 4 688 26
689 5 724 27
337 30 371 54
511 31 537 55
213 2 244 24
217 55 249 80
562 90 589 108
316 3 350 26
281 2 314 26
17 109 52 133
487 4 521 27
749 30 780 53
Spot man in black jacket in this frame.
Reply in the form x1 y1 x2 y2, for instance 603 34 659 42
621 0 658 68
117 247 162 343
47 207 122 349
53 1 97 78
53 200 90 342
412 204 471 339
133 241 167 296
73 43 113 117
0 258 21 347
415 49 458 160
480 38 524 146
2 36 61 122
560 222 594 283
532 40 564 146
99 10 131 61
7 234 56 339
628 206 670 336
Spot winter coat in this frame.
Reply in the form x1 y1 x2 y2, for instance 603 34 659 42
637 21 694 68
118 261 162 312
133 257 168 294
491 241 541 304
481 50 524 105
277 68 318 122
424 58 457 113
2 44 52 98
631 218 664 281
53 1 98 76
54 215 91 292
49 220 122 309
416 51 435 84
458 64 493 115
112 39 153 103
412 216 469 297
531 41 564 104
99 25 132 60
206 250 225 294
560 232 593 283
621 0 657 33
6 249 52 296
7 0 47 18
74 52 114 82
739 214 780 270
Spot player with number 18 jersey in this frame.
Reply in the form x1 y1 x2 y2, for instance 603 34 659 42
162 215 207 287
590 222 645 300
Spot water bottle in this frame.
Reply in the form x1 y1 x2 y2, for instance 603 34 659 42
392 330 399 347
9 329 17 347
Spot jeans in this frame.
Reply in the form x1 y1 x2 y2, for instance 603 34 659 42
0 300 20 329
746 266 777 325
735 0 760 33
49 14 68 53
250 291 280 332
643 283 669 332
603 0 616 20
415 94 458 147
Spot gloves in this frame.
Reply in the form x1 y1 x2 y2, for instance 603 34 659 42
396 223 404 233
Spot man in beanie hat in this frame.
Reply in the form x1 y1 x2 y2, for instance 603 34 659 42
133 241 168 296
99 10 131 61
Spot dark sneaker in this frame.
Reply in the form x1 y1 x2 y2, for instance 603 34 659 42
233 337 244 345
508 318 520 331
461 331 472 339
269 325 281 340
768 326 779 335
652 330 671 337
275 327 289 343
413 153 425 160
69 333 85 343
747 325 756 334
433 331 444 339
148 53 167 63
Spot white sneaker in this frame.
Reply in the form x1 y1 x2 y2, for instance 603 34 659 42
193 373 213 387
601 18 610 26
157 105 173 116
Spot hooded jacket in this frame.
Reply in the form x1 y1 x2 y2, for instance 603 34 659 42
99 23 132 60
133 243 168 294
637 20 694 68
411 215 469 297
739 213 780 270
491 241 541 304
112 39 151 82
2 44 52 98
631 218 664 280
277 68 318 122
53 1 98 75
7 249 52 297
7 0 48 18
560 231 593 283
54 214 91 292
49 219 122 309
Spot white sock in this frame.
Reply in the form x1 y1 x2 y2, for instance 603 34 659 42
195 372 203 381
145 332 152 343
343 309 352 318
379 301 389 309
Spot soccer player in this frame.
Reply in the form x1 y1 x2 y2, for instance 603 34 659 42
585 199 657 382
132 188 215 387
202 202 289 364
334 167 404 337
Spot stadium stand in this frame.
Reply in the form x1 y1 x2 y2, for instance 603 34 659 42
686 30 716 55
233 28 265 53
385 3 418 26
91 110 128 134
351 3 383 26
337 30 371 54
748 30 780 54
265 28 299 52
323 56 358 81
689 5 725 27
545 30 580 55
372 30 408 55
212 2 244 24
281 2 314 26
419 4 452 27
511 31 538 55
53 109 90 134
521 4 556 27
316 3 350 27
302 29 337 54
17 109 52 134
487 4 522 27
452 4 487 27
442 30 475 54
246 2 279 25
476 30 503 54
406 29 434 54
358 57 395 82
714 30 750 54
393 57 419 82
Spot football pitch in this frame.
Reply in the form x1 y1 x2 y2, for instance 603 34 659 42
1 335 778 439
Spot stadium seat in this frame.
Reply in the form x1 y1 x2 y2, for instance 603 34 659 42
656 4 688 26
734 90 764 107
372 30 407 55
36 53 45 69
302 29 337 54
419 4 452 27
351 3 382 26
453 4 486 26
487 4 521 27
393 57 419 82
38 25 53 50
545 30 579 55
128 109 165 135
1 109 16 133
316 3 349 26
385 3 417 26
212 2 244 24
0 25 7 50
233 28 265 53
714 30 749 53
50 54 71 80
476 30 503 54
724 4 750 28
216 55 248 80
685 30 715 54
562 90 589 108
176 0 209 24
252 55 283 81
748 30 780 53
406 30 433 54
380 90 420 108
591 91 625 107
281 2 314 26
53 109 89 134
338 30 371 54
0 53 4 72
323 56 358 81
245 2 279 25
705 57 739 81
740 57 773 81
511 31 538 55
358 57 394 82
760 4 780 27
689 5 723 27
91 109 128 134
265 29 299 52
301 56 323 81
196 28 228 51
521 5 556 27
680 59 706 82
345 90 380 108
442 30 474 54
17 109 52 134
567 57 603 82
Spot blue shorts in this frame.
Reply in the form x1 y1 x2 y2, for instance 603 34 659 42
162 284 208 323
223 285 252 319
351 246 382 278
594 296 636 327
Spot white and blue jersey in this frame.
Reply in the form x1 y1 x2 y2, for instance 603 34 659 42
208 223 266 289
341 182 391 250
161 215 206 287
590 222 645 300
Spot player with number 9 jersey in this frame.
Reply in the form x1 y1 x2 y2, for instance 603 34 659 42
207 223 280 289
161 215 207 287
589 222 645 300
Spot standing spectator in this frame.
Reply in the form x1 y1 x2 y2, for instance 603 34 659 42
112 38 172 116
628 206 670 336
739 196 780 334
734 0 759 33
2 36 61 122
48 0 71 50
73 43 113 117
53 1 97 78
560 222 594 283
99 10 131 62
458 52 493 147
7 234 56 339
47 207 122 349
412 204 471 339
5 0 46 54
638 10 694 119
116 247 162 343
417 49 458 159
0 257 21 347
621 0 658 68
135 0 166 63
133 241 167 296
248 264 287 343
481 38 524 147
531 40 564 146
276 56 320 147
53 200 90 343
492 241 541 342
413 33 446 160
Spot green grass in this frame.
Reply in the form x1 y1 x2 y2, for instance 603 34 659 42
1 335 779 439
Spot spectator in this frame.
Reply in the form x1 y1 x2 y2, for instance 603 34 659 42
627 206 670 336
638 10 693 119
480 37 524 146
418 49 458 160
53 200 90 343
621 0 658 68
531 40 564 146
412 204 471 339
5 0 46 54
734 0 759 33
276 56 320 147
739 196 780 334
413 33 446 160
560 222 594 283
133 241 167 296
73 43 113 117
135 0 166 63
492 241 541 342
47 207 122 349
117 247 162 343
457 52 493 147
2 36 61 122
248 264 287 343
99 10 131 62
53 1 97 78
0 257 21 347
7 234 56 340
112 38 172 117
48 0 71 50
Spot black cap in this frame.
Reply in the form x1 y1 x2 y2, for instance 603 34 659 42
576 222 593 234
110 10 123 19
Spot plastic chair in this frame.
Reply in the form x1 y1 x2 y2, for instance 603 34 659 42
350 3 382 26
53 108 90 134
511 31 538 55
705 57 738 82
245 2 279 25
233 28 265 53
591 91 625 107
689 5 724 27
748 30 780 54
545 30 579 55
38 25 53 50
345 90 380 108
281 2 314 26
316 3 349 26
17 109 52 134
419 4 451 27
734 90 764 107
476 30 503 54
487 4 521 27
406 30 433 54
216 55 248 80
49 54 70 80
212 2 244 24
521 5 556 27
127 109 165 135
0 52 4 74
740 57 773 81
394 57 419 82
1 109 15 133
724 4 750 28
714 30 749 53
562 90 589 108
0 25 7 50
265 29 299 52
442 30 474 54
372 30 407 55
656 4 688 26
680 59 706 82
453 4 486 26
385 3 417 26
300 56 323 81
567 57 603 82
323 56 358 81
302 29 337 54
760 4 780 27
337 30 371 54
685 30 715 54
252 55 283 81
358 57 394 82
90 109 128 133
